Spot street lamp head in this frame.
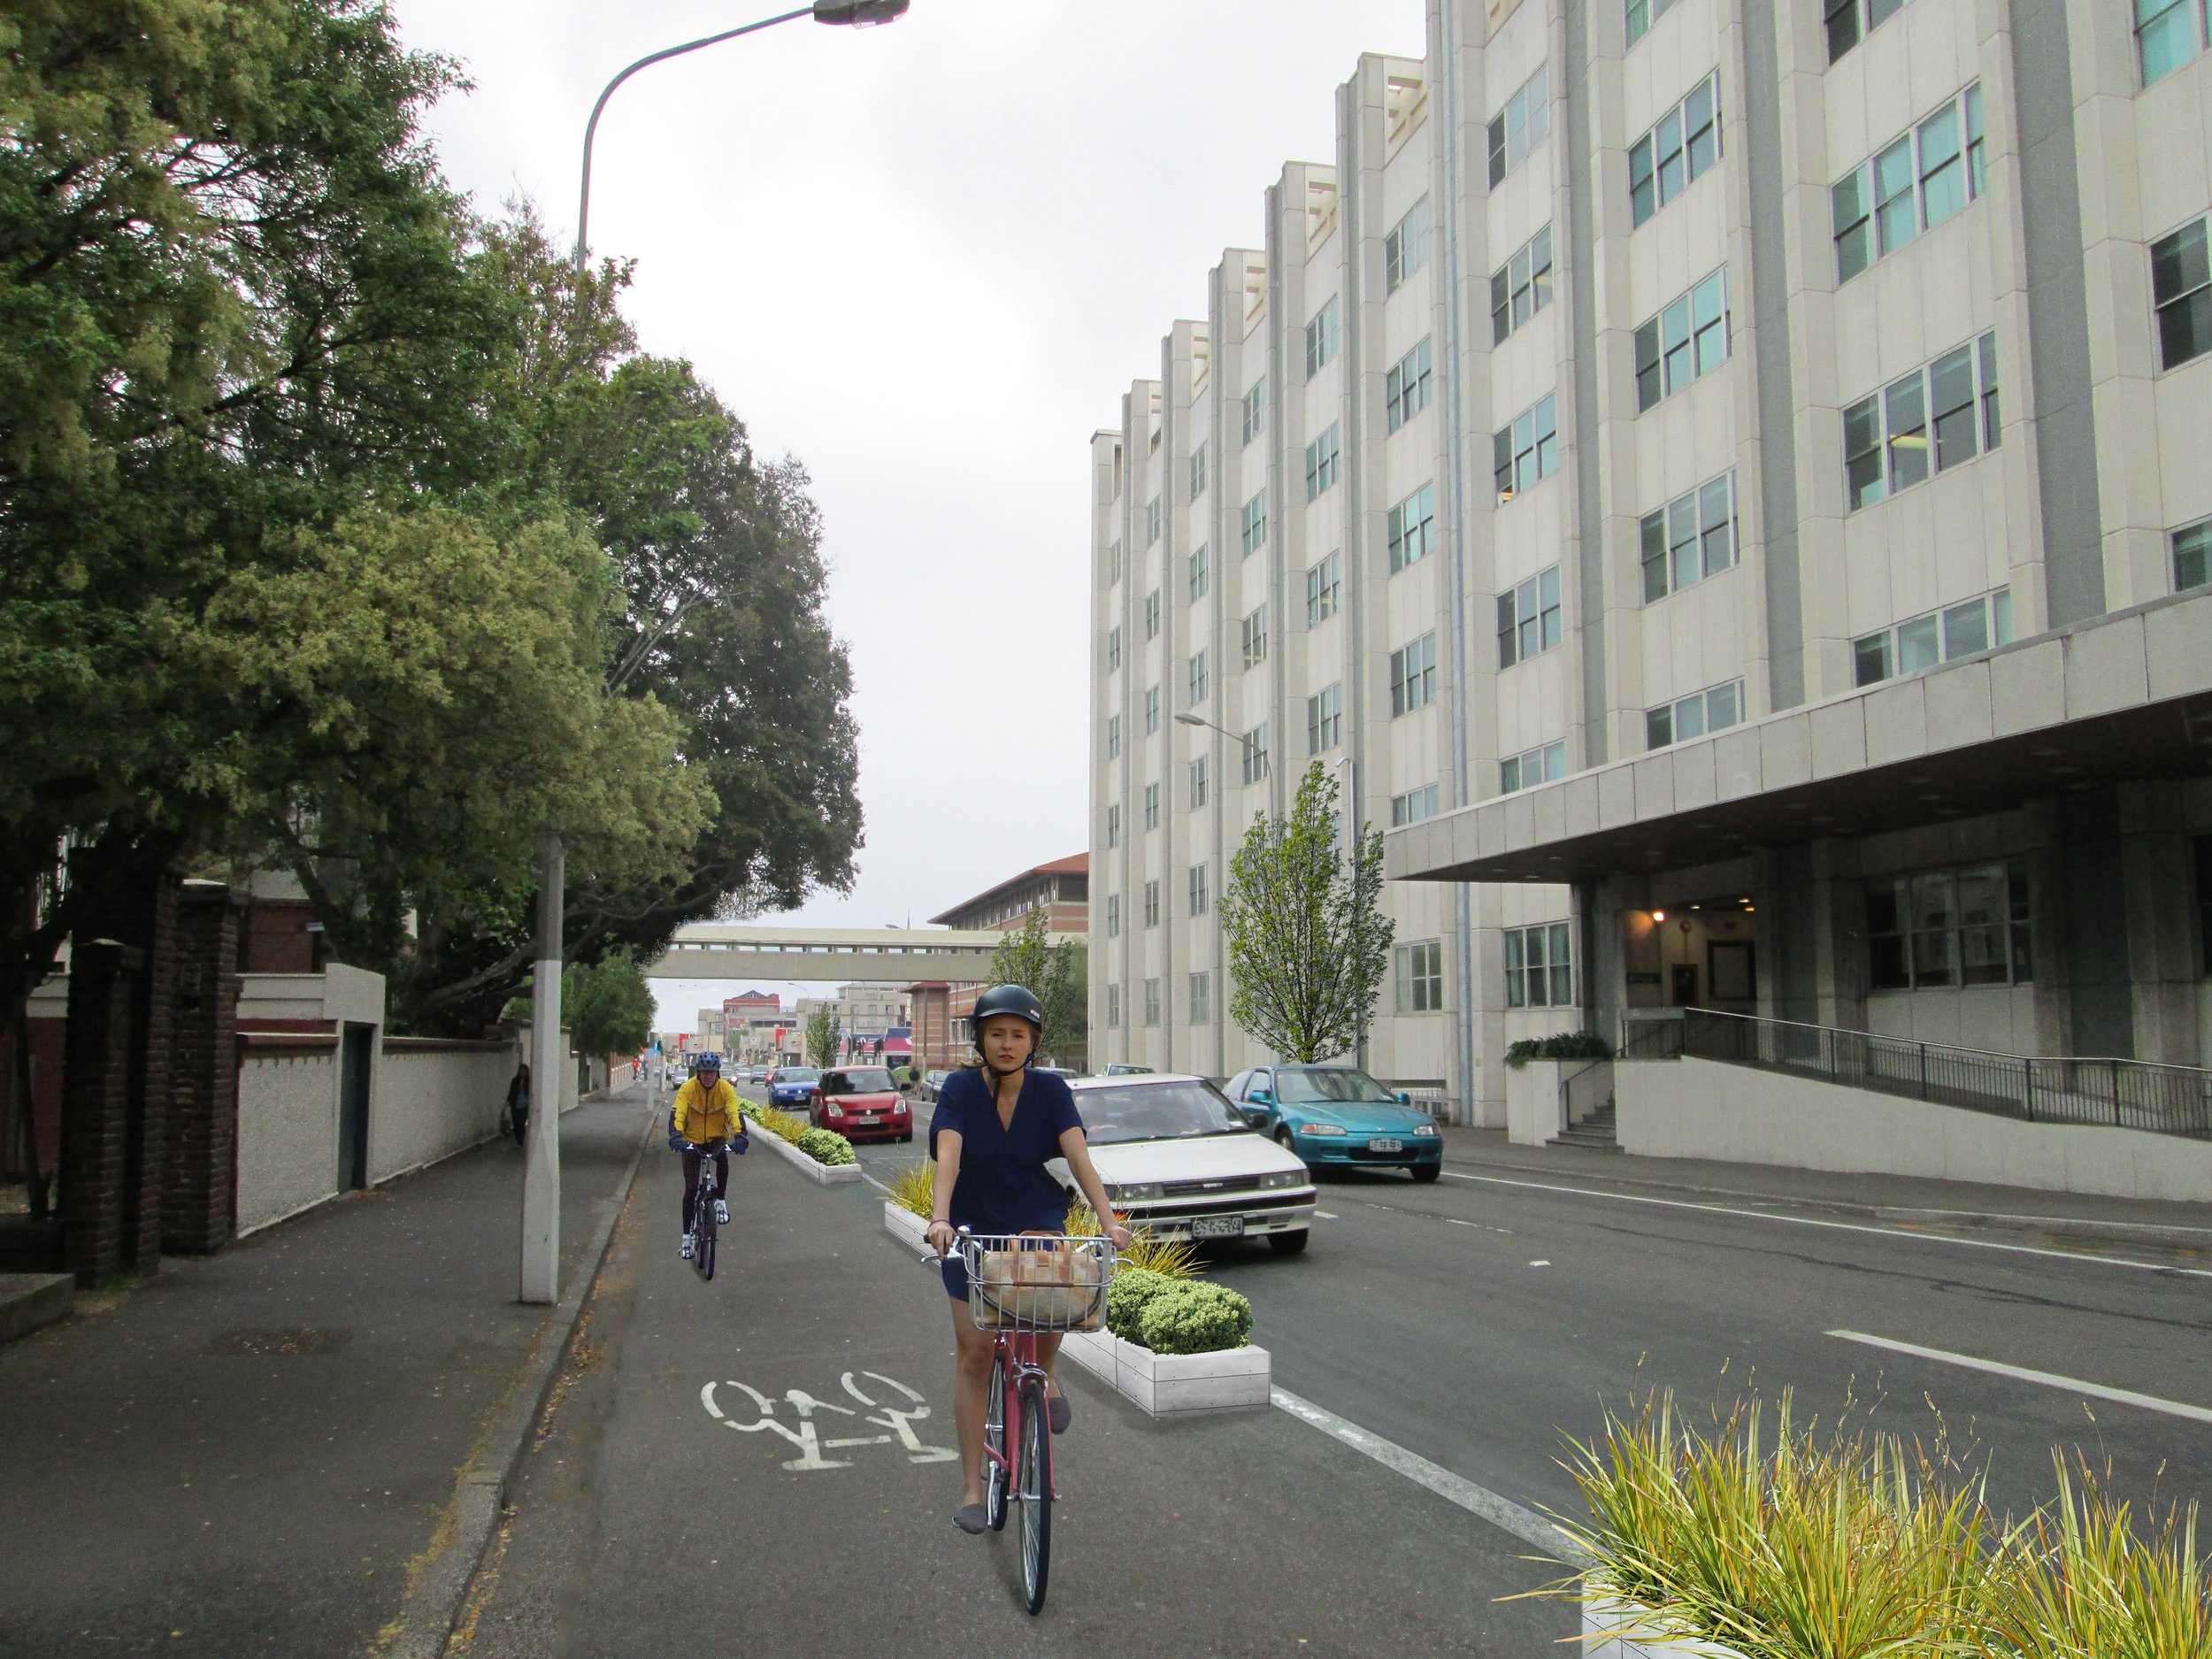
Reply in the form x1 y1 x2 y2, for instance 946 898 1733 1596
1173 712 1205 728
814 0 909 23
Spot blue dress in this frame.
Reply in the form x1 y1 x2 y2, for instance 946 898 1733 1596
929 1067 1083 1301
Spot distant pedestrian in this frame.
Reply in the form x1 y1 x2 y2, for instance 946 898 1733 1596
505 1063 531 1148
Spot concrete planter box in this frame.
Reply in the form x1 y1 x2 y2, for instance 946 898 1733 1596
883 1202 931 1251
1506 1059 1569 1145
1581 1595 1747 1659
742 1115 864 1185
1058 1326 1271 1417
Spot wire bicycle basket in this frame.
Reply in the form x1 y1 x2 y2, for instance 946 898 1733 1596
957 1233 1115 1332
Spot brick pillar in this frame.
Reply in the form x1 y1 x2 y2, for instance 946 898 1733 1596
61 941 140 1287
165 882 244 1253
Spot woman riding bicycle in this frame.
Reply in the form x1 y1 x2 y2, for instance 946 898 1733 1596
669 1051 745 1258
925 984 1130 1535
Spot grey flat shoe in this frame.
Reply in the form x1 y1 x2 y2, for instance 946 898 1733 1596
952 1503 987 1534
1048 1391 1071 1435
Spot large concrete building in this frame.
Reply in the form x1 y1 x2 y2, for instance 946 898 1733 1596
1089 0 2212 1125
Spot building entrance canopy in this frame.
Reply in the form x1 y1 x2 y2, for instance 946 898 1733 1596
1386 599 2212 887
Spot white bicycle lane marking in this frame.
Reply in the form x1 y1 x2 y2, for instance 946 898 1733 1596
701 1370 958 1471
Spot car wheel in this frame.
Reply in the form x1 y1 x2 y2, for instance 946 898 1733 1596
1409 1164 1440 1184
1266 1229 1310 1256
899 1131 913 1144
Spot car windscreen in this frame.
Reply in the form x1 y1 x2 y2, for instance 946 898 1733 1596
1275 1068 1397 1105
1074 1080 1248 1145
776 1069 819 1085
826 1069 894 1093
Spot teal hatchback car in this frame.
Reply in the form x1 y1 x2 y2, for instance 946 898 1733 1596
1223 1064 1443 1181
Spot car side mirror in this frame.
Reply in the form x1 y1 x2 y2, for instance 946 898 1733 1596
1396 1091 1412 1106
1248 1089 1272 1107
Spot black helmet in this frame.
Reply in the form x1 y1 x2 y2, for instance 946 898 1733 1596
971 984 1044 1042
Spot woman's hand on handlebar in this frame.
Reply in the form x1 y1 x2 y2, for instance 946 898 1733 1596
1105 1223 1134 1250
924 1220 956 1256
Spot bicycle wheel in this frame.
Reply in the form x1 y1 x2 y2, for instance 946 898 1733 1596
1016 1374 1051 1614
695 1183 717 1282
982 1355 1009 1532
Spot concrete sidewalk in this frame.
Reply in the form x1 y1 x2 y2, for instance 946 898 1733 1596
0 1092 654 1659
1440 1127 2212 1248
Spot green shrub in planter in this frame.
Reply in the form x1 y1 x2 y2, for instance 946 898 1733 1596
794 1127 856 1166
1105 1268 1170 1342
1503 1031 1614 1070
1134 1281 1253 1356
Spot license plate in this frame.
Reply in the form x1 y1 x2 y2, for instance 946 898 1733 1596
850 1113 876 1124
1369 1138 1404 1153
1189 1216 1245 1239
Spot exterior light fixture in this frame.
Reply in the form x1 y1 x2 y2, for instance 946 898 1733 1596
1651 910 1666 923
814 0 909 22
1174 712 1204 727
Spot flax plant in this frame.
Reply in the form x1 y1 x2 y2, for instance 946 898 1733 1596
744 1104 809 1143
883 1161 934 1220
1066 1199 1199 1280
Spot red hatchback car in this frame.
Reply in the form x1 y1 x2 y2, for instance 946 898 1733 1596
810 1064 912 1143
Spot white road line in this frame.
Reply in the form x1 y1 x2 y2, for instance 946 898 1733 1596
1269 1386 1576 1556
1828 1331 2212 1426
1439 1171 2212 1279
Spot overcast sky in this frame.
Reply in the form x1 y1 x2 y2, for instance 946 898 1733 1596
393 0 1427 1031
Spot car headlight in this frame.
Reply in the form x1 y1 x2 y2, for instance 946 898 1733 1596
1257 1170 1306 1189
1413 1123 1440 1137
1108 1183 1164 1203
1298 1124 1348 1137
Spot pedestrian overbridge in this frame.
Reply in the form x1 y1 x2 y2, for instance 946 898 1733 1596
641 924 1002 983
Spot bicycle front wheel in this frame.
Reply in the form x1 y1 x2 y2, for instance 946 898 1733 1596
1016 1374 1051 1614
982 1356 1008 1532
695 1193 717 1282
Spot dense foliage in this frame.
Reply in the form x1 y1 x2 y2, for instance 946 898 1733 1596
986 909 1086 1064
803 1004 841 1069
1502 1032 1615 1069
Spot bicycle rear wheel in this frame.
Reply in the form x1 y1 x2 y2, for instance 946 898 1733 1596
1016 1374 1051 1614
695 1183 717 1282
982 1356 1009 1532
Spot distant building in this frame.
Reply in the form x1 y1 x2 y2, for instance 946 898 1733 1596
913 855 1091 1071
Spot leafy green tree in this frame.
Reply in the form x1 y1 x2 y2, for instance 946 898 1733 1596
1217 762 1393 1064
987 909 1087 1066
803 1005 841 1070
560 953 656 1060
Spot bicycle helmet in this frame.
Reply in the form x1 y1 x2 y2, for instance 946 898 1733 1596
971 984 1043 1039
697 1051 720 1072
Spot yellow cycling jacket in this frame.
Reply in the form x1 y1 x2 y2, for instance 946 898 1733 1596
671 1076 742 1143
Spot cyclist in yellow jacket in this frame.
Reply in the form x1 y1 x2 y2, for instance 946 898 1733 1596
669 1052 747 1258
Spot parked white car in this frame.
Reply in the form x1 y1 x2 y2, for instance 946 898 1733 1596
1048 1073 1317 1255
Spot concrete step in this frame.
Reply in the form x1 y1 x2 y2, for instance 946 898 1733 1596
0 1273 74 1346
1547 1131 1623 1152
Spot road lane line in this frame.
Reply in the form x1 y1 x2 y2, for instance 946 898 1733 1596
1439 1171 2212 1279
1827 1331 2212 1425
1269 1386 1576 1555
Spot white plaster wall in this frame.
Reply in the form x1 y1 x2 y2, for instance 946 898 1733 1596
1505 1058 1568 1145
370 1046 512 1184
1617 1055 2212 1202
236 1051 338 1234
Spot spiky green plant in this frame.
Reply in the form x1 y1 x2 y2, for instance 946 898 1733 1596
883 1161 933 1219
1065 1198 1198 1279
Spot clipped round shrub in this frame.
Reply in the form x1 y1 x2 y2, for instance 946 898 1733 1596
1134 1280 1253 1356
1104 1267 1170 1342
794 1127 856 1166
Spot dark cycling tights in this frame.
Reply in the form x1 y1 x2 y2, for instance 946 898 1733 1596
681 1144 728 1232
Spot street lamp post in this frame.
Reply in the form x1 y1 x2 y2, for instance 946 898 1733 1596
523 0 911 1307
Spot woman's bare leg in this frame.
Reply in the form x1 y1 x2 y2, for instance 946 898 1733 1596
950 1300 995 1509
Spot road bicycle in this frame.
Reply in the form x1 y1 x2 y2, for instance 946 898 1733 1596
924 1228 1115 1614
688 1148 719 1281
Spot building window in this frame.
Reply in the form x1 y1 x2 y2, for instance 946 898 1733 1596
1106 714 1121 760
1146 495 1162 547
1187 649 1209 708
1191 442 1208 499
1106 803 1120 848
1640 472 1736 603
1844 332 1999 511
1833 84 1985 284
1241 723 1270 786
1144 782 1159 831
1487 62 1550 187
1240 605 1268 670
1304 297 1340 379
1106 984 1120 1027
1188 543 1210 601
1188 863 1209 916
1492 394 1559 501
1106 626 1121 672
1241 378 1266 446
1624 0 1678 49
1490 227 1555 343
1391 784 1441 826
1106 540 1122 585
1496 565 1563 668
1240 490 1268 557
1143 880 1160 928
1866 863 2032 990
1389 633 1438 716
1500 741 1566 794
2153 216 2209 371
1143 588 1161 640
1394 941 1445 1013
1644 680 1743 749
1105 895 1120 937
1188 970 1211 1025
1826 0 1905 62
1386 338 1434 433
1629 73 1719 229
2196 836 2212 974
1305 550 1341 628
1634 269 1729 411
1144 685 1160 734
1143 978 1161 1026
1303 423 1341 501
1189 755 1210 809
1387 482 1437 573
1386 196 1431 293
1306 684 1343 754
1853 589 2014 687
2177 518 2212 592
1505 922 1574 1008
2138 0 2206 85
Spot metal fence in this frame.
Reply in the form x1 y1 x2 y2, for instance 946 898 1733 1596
1620 1009 2212 1141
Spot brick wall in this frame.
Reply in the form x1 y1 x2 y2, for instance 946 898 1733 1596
60 941 137 1286
165 883 243 1253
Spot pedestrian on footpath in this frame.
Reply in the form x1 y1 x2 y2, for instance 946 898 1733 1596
668 1051 746 1259
505 1063 531 1148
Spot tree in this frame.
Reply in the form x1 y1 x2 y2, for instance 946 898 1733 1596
803 1005 841 1070
1217 762 1394 1064
987 910 1087 1065
560 954 656 1060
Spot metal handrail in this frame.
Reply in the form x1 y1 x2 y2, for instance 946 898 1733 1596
1619 1008 2212 1141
